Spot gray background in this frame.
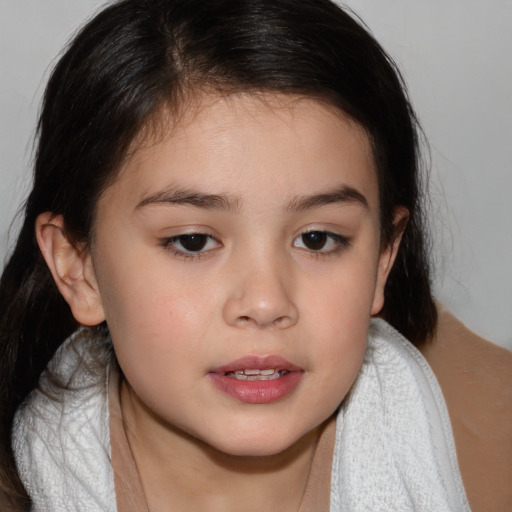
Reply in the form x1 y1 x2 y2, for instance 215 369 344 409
1 1 511 350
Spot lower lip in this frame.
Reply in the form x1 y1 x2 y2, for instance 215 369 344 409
208 372 303 404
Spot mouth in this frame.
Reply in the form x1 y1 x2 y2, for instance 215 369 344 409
223 368 289 381
208 356 303 404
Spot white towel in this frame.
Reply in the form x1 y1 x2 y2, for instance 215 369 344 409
13 320 471 511
331 319 471 511
13 331 116 511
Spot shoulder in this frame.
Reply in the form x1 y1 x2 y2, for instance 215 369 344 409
12 329 116 511
420 308 512 512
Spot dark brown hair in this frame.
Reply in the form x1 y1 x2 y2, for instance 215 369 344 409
0 0 436 506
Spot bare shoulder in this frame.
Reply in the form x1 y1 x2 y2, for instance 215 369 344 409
419 308 512 512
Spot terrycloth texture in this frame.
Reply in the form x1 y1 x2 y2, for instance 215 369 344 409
330 319 471 511
13 320 471 511
12 331 115 512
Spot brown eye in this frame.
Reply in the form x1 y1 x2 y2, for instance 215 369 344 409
164 233 220 256
293 230 350 254
301 231 327 250
177 234 208 252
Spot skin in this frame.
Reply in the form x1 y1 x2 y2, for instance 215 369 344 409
36 93 406 511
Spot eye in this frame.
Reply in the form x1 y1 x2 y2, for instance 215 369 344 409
163 234 220 255
293 230 349 253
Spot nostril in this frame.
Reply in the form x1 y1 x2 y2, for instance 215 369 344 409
274 316 292 327
234 315 258 328
234 314 296 329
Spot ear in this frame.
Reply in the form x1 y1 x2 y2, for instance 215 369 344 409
371 207 409 316
35 212 106 326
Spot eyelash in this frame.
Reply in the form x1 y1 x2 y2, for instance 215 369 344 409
160 230 351 261
293 231 351 257
161 234 220 261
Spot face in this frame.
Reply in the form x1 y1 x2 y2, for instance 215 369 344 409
89 93 400 457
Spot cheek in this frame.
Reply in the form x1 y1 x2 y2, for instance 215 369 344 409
310 306 368 397
305 253 379 331
103 282 211 418
302 254 379 400
94 252 213 376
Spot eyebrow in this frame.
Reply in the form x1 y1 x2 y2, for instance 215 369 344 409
136 187 241 212
135 184 368 213
287 185 369 212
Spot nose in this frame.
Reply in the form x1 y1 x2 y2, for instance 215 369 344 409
222 253 299 330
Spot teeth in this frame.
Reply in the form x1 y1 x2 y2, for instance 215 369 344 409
244 369 262 375
225 369 286 381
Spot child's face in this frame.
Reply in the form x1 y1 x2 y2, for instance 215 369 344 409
89 93 399 456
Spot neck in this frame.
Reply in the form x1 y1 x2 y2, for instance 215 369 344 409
120 379 322 512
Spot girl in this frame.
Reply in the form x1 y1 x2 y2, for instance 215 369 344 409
0 0 474 510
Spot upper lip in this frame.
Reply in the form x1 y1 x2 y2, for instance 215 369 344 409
210 355 302 374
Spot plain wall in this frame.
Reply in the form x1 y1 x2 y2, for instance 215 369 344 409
1 0 511 350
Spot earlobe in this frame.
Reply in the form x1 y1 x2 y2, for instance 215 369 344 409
371 207 409 315
35 212 106 326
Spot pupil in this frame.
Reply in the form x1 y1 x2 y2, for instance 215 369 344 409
180 234 207 252
302 231 326 250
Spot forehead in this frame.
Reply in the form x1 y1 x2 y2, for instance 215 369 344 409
99 93 378 213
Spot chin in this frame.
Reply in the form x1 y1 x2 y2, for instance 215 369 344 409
201 423 313 459
218 441 292 458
